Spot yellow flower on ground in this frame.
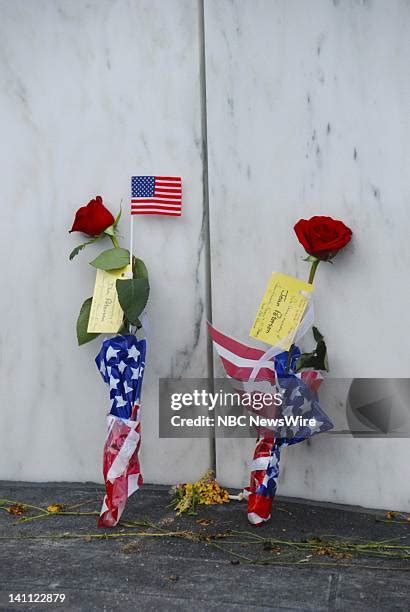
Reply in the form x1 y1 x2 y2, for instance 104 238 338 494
171 471 230 516
47 503 65 514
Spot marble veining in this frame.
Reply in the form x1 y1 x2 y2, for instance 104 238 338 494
0 0 210 484
1 0 409 511
205 0 410 510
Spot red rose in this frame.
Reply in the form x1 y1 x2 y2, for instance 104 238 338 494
69 196 115 236
294 216 352 260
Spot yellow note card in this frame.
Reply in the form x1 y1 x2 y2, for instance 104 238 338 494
87 265 131 334
249 272 313 350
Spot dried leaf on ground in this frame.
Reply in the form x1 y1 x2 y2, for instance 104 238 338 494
8 504 27 516
157 516 175 527
196 518 214 526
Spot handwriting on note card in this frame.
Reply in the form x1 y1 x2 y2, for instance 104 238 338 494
249 272 313 350
87 265 131 334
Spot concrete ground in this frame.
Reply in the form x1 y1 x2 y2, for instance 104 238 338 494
0 482 409 611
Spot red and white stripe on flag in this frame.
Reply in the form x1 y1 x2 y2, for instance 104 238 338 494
207 322 277 384
131 175 182 216
208 322 324 392
98 411 143 528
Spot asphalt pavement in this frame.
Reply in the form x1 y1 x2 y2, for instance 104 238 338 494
0 481 409 611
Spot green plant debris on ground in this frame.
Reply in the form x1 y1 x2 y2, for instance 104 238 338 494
1 497 410 570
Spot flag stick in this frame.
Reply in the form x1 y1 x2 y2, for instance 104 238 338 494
128 213 134 333
129 213 134 272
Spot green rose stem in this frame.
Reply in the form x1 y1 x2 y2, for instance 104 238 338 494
285 258 320 373
308 258 320 284
110 235 120 248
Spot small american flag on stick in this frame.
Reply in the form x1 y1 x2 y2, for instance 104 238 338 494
131 176 182 216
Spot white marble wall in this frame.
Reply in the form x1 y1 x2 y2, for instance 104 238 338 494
1 0 409 511
205 0 410 510
0 0 211 484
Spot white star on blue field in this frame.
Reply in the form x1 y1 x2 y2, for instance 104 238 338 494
132 176 155 197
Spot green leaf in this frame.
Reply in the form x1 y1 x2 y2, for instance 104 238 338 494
116 278 149 325
303 255 319 263
295 329 329 373
113 206 122 229
316 340 329 371
89 247 130 271
133 257 149 279
312 326 324 343
69 243 88 261
117 318 142 334
295 353 317 372
104 204 122 236
69 234 104 261
76 298 100 346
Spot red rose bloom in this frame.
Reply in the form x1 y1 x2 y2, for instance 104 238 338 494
70 196 115 236
294 216 352 260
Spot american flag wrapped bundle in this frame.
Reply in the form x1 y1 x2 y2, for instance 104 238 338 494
69 179 185 528
208 323 332 525
96 334 146 527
